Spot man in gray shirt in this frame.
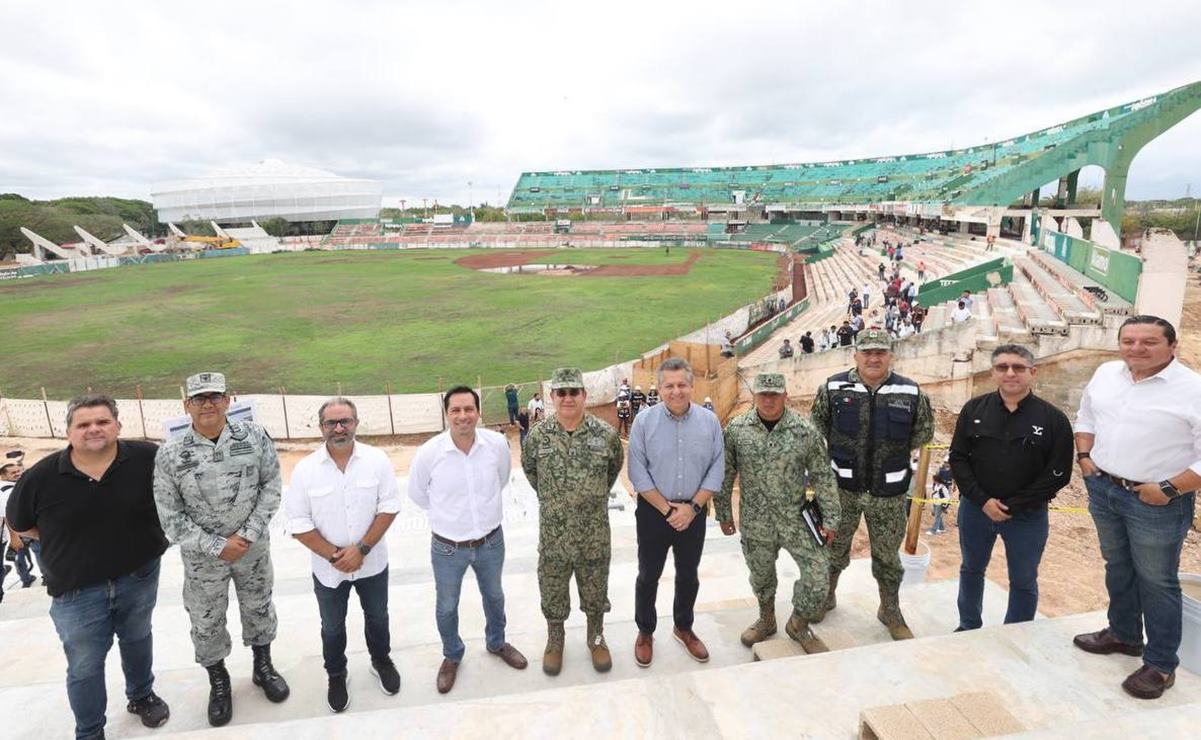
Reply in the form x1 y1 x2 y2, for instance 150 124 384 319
627 358 724 668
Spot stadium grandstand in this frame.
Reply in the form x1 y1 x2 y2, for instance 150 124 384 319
151 158 382 224
506 81 1201 242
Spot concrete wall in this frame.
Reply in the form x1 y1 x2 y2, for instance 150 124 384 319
1135 229 1189 328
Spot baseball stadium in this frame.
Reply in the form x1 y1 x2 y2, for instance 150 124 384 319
3 78 1201 738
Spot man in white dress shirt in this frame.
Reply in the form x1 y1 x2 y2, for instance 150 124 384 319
1073 316 1201 700
408 386 528 695
285 398 401 713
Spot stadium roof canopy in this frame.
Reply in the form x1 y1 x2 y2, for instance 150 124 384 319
152 159 382 224
506 81 1201 230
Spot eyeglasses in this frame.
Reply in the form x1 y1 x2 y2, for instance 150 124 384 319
188 392 226 406
553 388 581 397
320 418 358 430
992 363 1031 374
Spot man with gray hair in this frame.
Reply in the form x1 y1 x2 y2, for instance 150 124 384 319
628 357 724 667
153 372 288 727
949 344 1072 633
285 397 402 712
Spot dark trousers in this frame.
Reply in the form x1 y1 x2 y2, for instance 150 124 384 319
13 539 42 585
957 499 1048 630
634 497 706 634
312 567 391 677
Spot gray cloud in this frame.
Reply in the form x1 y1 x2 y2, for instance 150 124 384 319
1 0 1199 206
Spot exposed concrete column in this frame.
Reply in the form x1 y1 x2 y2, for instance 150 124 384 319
1029 188 1041 208
1065 169 1080 207
1064 218 1085 239
1091 219 1121 250
959 221 969 234
1135 229 1188 328
1022 215 1033 244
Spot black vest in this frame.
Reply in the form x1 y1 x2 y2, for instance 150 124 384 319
824 370 920 496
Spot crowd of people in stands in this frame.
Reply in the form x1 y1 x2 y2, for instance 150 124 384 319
782 234 944 360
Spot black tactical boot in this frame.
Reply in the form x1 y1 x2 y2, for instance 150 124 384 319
251 643 291 703
205 661 233 727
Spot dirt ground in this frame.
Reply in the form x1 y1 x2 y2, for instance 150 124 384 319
454 248 704 276
4 272 1200 620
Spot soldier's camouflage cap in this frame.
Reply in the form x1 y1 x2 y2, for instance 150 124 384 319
549 367 585 390
855 329 893 351
752 373 787 394
185 371 227 397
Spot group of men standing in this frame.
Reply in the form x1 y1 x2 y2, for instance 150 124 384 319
4 314 1198 738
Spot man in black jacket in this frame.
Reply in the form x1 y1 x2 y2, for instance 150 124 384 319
949 344 1073 631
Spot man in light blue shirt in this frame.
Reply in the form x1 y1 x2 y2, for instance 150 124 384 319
627 358 724 668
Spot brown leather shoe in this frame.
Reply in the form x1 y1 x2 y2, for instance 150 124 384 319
488 643 528 670
436 659 458 695
1073 628 1144 657
672 628 710 663
634 632 653 668
1122 664 1175 700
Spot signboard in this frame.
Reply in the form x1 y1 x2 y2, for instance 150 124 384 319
163 400 257 439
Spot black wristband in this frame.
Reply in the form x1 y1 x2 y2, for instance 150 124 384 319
1076 452 1091 461
662 503 674 518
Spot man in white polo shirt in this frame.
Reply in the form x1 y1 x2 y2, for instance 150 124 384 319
1073 316 1201 700
285 397 401 713
408 385 528 695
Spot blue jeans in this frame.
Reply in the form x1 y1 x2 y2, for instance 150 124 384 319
14 539 43 585
1086 474 1196 673
929 506 946 533
49 557 161 740
313 567 391 676
957 499 1048 630
430 527 507 662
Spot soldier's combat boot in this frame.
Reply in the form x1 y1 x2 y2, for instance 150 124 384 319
543 622 565 676
813 570 840 623
785 612 830 654
586 614 612 673
251 643 291 702
877 586 914 641
205 660 233 727
740 601 778 647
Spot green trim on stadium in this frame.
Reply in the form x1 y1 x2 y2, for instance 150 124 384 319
506 81 1201 233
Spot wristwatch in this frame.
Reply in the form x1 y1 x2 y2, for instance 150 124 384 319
357 542 372 556
1075 452 1091 462
690 501 704 516
328 551 339 563
1159 480 1181 499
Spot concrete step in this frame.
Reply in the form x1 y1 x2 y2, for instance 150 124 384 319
149 612 1201 739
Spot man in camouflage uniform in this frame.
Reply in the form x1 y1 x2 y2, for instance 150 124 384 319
521 367 624 676
810 329 933 640
153 372 289 727
716 373 841 654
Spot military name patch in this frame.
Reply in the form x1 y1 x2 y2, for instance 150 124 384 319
176 460 199 472
211 450 224 463
229 441 255 457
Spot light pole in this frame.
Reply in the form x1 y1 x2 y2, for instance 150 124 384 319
468 181 474 222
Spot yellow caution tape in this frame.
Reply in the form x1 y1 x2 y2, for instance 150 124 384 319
907 496 1088 515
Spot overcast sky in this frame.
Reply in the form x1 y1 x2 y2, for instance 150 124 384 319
2 0 1199 208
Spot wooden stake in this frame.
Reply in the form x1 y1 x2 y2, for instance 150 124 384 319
279 386 292 440
136 384 148 440
41 387 55 438
903 445 933 555
385 382 396 436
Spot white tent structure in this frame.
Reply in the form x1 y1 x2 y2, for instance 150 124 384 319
152 159 382 224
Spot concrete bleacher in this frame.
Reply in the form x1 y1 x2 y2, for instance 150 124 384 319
1026 250 1134 317
1013 256 1102 326
7 459 1194 738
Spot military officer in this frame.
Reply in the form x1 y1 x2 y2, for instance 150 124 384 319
717 373 841 653
522 368 624 676
153 372 289 727
810 329 933 640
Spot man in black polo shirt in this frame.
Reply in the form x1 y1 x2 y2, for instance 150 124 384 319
949 344 1073 631
5 394 170 740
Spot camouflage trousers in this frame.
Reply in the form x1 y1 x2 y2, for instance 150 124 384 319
537 553 610 623
829 490 906 592
180 537 278 666
741 528 829 620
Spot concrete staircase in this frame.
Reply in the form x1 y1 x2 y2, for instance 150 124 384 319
4 471 1198 738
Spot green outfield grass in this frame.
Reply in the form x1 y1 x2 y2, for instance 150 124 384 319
1 247 779 399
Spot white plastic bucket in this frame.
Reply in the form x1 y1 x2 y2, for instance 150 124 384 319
899 539 931 587
1179 572 1201 675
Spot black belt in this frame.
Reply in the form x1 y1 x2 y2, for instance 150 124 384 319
1097 469 1145 491
433 526 500 548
